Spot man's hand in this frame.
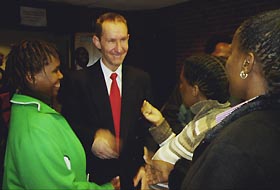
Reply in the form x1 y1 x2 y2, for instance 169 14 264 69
91 129 119 159
141 100 164 126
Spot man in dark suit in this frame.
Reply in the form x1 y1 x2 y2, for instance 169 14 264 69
58 12 153 189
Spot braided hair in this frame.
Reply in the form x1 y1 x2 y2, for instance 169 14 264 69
236 9 280 94
182 54 229 103
4 40 59 94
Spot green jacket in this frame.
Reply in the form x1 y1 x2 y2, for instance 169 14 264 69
3 94 113 190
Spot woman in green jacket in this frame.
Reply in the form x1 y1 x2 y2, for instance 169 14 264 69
2 40 119 190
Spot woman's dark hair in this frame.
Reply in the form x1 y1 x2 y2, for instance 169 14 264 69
182 54 229 103
236 9 280 94
4 40 59 93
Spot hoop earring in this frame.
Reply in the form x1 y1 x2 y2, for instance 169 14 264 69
240 70 248 79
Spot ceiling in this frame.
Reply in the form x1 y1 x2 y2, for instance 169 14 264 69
38 0 191 10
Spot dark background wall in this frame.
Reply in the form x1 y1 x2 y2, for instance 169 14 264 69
165 0 279 75
0 0 279 107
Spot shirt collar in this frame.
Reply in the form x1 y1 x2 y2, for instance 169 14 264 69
100 59 122 81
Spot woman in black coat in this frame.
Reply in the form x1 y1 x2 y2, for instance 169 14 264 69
182 9 280 189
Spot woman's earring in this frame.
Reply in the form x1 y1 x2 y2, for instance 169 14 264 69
240 70 248 79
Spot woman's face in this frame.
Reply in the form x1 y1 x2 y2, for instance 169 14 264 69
179 68 197 108
225 33 247 99
31 56 63 99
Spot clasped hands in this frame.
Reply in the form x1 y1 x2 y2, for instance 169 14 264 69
91 100 173 189
133 147 174 190
133 100 175 189
91 100 163 159
92 129 120 189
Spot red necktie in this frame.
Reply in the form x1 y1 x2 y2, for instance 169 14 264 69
110 73 121 152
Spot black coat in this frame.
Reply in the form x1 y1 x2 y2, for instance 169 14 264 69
58 61 153 189
182 94 280 189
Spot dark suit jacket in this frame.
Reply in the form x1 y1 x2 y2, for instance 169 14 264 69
58 61 153 189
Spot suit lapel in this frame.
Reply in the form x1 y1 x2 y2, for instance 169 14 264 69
120 66 135 145
88 62 115 133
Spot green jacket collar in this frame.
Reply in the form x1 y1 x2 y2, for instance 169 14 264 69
11 94 57 114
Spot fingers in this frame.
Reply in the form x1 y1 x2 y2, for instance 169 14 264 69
95 150 119 159
140 171 149 190
133 166 145 187
101 147 119 159
141 101 164 126
145 164 163 185
91 136 119 159
141 100 151 116
143 100 154 113
111 176 120 190
94 145 119 159
145 165 154 184
143 146 152 165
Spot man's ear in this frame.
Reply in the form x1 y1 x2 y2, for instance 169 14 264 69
92 35 101 50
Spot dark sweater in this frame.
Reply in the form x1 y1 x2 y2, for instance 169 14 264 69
182 94 280 189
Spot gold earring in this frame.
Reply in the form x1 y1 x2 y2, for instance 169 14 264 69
240 59 249 79
240 70 248 79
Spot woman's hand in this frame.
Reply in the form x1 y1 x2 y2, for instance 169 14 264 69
145 160 174 185
141 100 165 126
